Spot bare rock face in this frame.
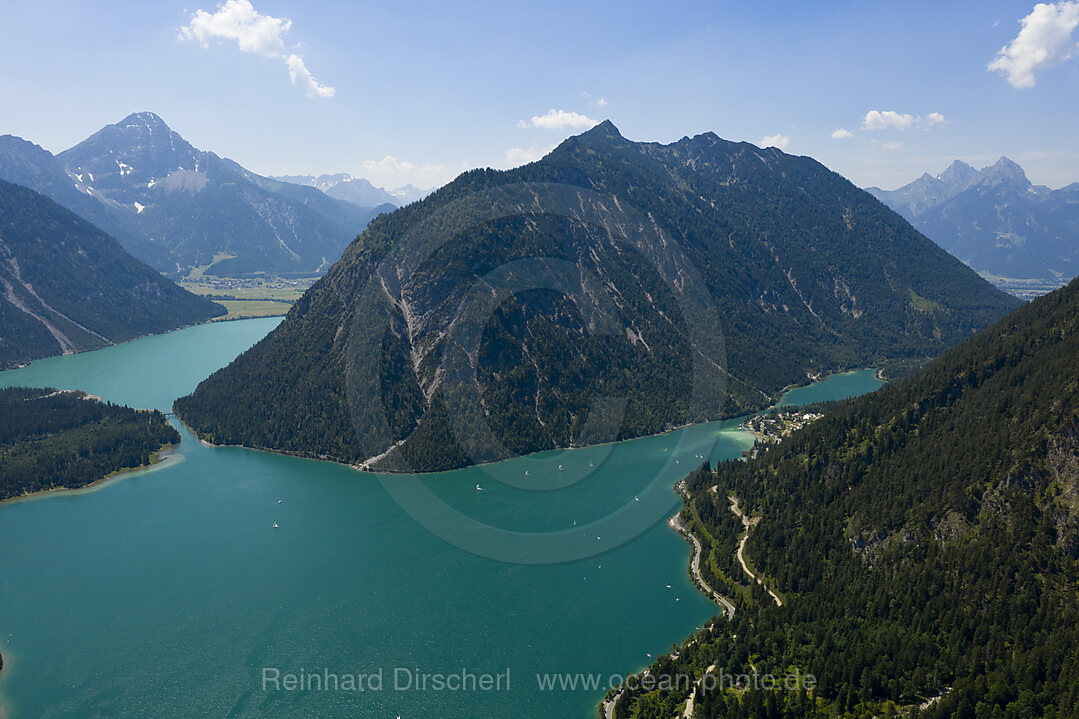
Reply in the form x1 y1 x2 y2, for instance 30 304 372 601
175 121 1018 472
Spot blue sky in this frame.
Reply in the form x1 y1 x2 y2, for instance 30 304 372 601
1 0 1077 190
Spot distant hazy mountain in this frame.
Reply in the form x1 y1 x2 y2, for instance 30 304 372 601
176 121 1018 473
0 180 224 369
271 172 431 208
868 158 1079 282
0 113 392 276
385 184 430 205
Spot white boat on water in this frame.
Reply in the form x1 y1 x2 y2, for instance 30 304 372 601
558 464 564 471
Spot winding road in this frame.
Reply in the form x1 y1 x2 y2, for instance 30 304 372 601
729 496 782 607
645 486 784 719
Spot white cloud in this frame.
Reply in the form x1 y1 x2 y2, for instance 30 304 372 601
882 141 903 151
759 134 790 150
597 97 608 106
988 1 1079 88
361 155 448 188
862 110 917 131
285 54 334 98
862 110 945 131
504 145 555 168
179 0 288 55
179 0 334 99
527 109 599 130
516 119 530 129
830 128 854 139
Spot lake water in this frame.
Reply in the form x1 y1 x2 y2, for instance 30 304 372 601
0 320 882 718
778 369 884 407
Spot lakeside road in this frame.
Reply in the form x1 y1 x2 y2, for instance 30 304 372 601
668 512 736 619
603 689 623 719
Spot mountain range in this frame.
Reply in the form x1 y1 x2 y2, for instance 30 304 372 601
0 180 224 369
867 158 1079 284
0 113 394 276
270 173 431 208
615 274 1079 718
174 121 1019 473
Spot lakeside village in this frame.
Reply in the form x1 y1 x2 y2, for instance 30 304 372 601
183 276 315 295
740 408 824 459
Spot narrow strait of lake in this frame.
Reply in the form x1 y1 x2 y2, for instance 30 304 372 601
0 318 882 718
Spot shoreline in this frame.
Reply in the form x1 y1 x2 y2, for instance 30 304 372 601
0 444 181 508
668 511 737 619
0 648 8 719
175 365 881 477
0 315 279 374
177 411 750 477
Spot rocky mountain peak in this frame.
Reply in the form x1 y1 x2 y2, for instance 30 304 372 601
976 156 1031 189
938 160 978 189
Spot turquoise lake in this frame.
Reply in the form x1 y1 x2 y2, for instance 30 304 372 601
0 319 882 718
778 369 884 407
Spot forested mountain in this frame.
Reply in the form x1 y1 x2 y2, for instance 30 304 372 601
0 112 389 275
0 180 224 369
610 277 1079 718
175 121 1018 473
868 158 1079 282
0 387 179 501
270 172 427 208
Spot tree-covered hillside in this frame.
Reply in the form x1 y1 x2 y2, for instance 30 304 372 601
0 180 224 369
610 277 1079 718
175 121 1019 473
0 387 180 501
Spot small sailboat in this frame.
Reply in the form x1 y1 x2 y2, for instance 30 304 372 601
666 584 672 588
273 523 279 529
524 470 529 477
635 496 639 502
557 464 564 471
277 499 283 504
589 461 594 467
476 484 483 491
